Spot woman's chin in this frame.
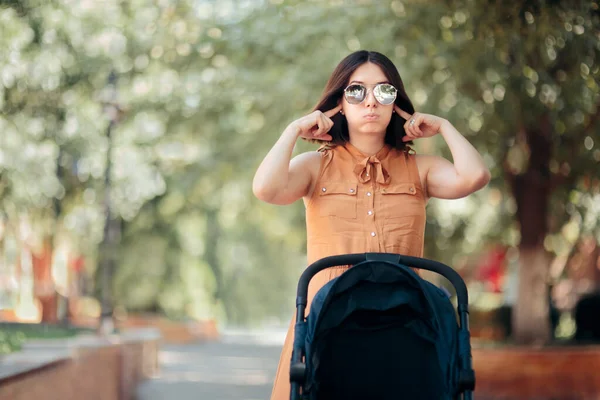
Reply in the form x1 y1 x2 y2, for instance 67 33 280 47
358 124 387 135
348 120 389 137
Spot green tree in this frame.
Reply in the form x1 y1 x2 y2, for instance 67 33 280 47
2 0 598 337
223 0 600 340
401 0 600 343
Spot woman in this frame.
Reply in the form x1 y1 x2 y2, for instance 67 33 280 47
253 50 490 400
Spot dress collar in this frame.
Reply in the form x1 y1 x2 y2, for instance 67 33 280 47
344 142 391 185
344 141 391 161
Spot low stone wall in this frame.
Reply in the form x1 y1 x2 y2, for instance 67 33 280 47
0 329 159 400
116 315 219 344
473 344 600 400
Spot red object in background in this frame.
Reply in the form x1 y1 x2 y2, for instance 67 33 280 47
31 241 53 292
70 256 85 273
476 246 507 293
31 240 58 323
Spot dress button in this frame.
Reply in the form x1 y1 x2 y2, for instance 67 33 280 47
349 188 355 193
409 187 415 193
367 210 373 216
366 192 372 196
371 232 376 237
322 187 327 192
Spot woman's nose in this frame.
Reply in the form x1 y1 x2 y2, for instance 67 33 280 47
364 89 377 107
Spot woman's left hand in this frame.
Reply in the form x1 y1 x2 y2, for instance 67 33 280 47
395 106 447 141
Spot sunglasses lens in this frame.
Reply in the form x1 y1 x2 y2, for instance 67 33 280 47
374 84 397 105
344 84 366 104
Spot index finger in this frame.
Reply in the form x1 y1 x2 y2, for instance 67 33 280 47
394 105 412 121
323 104 342 118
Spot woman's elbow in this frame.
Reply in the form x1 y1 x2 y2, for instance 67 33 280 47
252 181 274 203
473 167 491 191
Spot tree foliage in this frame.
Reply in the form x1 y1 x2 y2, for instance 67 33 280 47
1 0 598 333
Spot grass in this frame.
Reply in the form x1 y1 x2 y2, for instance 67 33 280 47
0 323 95 354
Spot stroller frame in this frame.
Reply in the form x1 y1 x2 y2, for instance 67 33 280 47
289 252 476 400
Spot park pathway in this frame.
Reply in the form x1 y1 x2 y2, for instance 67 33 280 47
136 328 286 400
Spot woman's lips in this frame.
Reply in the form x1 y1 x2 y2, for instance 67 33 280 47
363 114 380 120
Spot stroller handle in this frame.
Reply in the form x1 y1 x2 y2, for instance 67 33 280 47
296 253 469 309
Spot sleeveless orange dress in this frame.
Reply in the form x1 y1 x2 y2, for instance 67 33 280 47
270 142 427 400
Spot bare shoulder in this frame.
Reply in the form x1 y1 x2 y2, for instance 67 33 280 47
414 153 449 174
291 150 323 176
290 150 324 201
413 153 453 200
292 149 323 177
414 153 438 166
291 150 323 165
413 153 437 184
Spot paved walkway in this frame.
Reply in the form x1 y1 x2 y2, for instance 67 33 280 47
136 328 286 400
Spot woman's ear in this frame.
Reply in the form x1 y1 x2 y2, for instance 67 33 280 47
393 109 408 123
329 111 348 142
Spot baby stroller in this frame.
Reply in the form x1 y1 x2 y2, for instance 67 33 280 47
289 253 476 400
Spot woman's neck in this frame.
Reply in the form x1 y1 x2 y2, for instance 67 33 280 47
347 133 386 156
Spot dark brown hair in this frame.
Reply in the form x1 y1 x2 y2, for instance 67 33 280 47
310 50 415 150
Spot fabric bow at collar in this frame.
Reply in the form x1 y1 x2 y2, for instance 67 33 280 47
354 155 390 185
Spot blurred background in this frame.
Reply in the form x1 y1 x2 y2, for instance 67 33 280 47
0 0 599 398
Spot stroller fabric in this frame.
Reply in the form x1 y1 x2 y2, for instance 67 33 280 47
296 260 463 399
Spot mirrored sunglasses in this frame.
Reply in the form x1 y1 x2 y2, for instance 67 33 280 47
343 83 397 105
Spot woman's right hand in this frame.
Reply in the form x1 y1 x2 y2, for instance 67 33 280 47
289 104 342 141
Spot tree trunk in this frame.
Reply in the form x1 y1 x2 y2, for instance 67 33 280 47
514 246 551 344
32 239 58 323
204 209 225 308
511 115 553 344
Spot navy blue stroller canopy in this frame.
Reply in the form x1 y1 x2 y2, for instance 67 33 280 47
290 253 475 400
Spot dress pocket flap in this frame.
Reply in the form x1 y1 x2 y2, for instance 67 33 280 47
380 183 417 196
318 182 358 196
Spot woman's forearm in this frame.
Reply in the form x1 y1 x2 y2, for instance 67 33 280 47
439 120 491 185
252 124 300 201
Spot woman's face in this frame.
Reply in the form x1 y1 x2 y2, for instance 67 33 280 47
342 62 394 137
